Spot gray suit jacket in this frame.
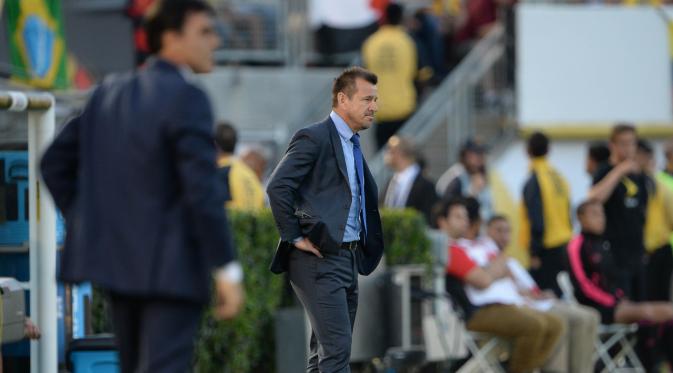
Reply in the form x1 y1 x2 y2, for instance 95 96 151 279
267 117 384 275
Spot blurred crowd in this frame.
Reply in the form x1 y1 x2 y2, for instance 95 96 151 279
219 103 673 371
379 124 673 372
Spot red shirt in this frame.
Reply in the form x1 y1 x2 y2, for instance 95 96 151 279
446 244 477 279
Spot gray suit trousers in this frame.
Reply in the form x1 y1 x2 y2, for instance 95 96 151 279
289 247 359 373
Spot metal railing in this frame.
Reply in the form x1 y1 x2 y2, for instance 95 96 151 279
1 91 58 373
212 0 365 66
369 23 516 187
211 0 297 65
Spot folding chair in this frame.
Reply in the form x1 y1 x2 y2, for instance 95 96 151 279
557 271 645 373
426 231 509 373
442 276 509 373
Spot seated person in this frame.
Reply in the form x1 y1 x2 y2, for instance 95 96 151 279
485 213 599 373
568 199 673 325
438 198 564 373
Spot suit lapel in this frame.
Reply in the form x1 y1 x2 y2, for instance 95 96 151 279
363 158 378 202
326 117 349 182
406 174 422 207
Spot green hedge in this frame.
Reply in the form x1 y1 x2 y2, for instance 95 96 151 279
380 208 432 267
92 208 431 372
194 209 283 373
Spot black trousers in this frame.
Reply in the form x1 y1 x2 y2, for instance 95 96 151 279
645 244 673 301
109 293 204 373
289 247 359 373
530 244 567 297
638 244 673 370
612 253 647 301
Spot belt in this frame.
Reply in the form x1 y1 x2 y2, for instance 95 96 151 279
341 241 360 250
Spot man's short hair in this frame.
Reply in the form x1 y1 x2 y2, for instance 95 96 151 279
527 132 549 158
609 123 637 143
487 214 508 227
637 139 653 155
332 67 378 108
388 136 417 161
214 122 237 154
463 197 481 225
386 3 404 25
144 0 215 55
434 197 466 221
576 199 601 218
459 138 486 159
588 141 610 163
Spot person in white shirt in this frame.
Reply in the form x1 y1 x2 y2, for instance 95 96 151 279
484 213 600 373
440 198 563 373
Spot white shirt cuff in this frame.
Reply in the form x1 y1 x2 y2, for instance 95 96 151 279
215 261 243 284
292 236 303 244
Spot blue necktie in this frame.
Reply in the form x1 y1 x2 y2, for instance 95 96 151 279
350 134 367 237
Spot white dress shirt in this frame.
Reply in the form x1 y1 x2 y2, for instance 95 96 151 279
384 164 420 208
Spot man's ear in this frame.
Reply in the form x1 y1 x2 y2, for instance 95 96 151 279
437 216 448 232
337 91 348 106
161 29 181 52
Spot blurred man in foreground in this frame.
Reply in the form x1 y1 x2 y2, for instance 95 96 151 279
40 1 243 371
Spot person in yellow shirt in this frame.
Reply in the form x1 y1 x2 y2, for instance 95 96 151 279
520 132 573 297
362 3 418 149
214 122 265 212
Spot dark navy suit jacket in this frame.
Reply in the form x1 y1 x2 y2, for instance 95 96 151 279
40 59 235 303
266 117 384 275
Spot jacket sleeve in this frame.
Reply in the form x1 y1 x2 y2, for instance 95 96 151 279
416 177 439 225
266 129 319 242
40 87 102 214
523 173 545 257
567 235 616 307
168 85 236 268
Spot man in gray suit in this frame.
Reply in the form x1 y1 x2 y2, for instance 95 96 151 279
267 67 385 373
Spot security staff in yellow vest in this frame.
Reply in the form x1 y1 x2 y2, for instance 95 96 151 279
660 140 673 242
520 132 573 297
214 122 265 212
362 3 417 150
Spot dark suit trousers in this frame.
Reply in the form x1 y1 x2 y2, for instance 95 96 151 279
109 293 204 373
289 247 359 373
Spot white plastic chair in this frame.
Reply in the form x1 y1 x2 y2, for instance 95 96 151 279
557 271 644 373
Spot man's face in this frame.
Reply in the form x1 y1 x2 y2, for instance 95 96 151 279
586 156 597 176
339 78 378 132
463 151 485 174
610 132 637 163
241 151 266 181
635 150 654 173
173 11 220 73
487 219 511 250
439 205 469 239
384 142 403 170
579 203 606 235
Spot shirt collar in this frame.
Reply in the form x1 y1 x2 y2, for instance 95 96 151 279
147 57 200 84
330 111 355 142
395 164 420 183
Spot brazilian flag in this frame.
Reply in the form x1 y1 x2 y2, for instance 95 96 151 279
5 0 70 89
